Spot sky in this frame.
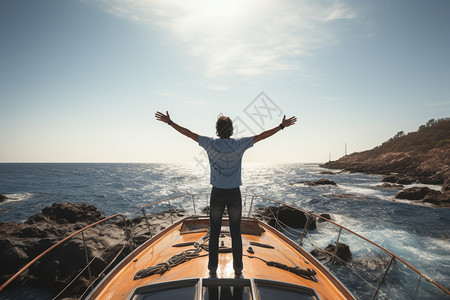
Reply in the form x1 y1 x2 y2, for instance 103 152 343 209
1 0 449 164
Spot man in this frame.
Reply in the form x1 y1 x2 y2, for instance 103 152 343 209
155 110 297 278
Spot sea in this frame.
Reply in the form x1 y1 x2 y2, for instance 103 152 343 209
0 163 449 299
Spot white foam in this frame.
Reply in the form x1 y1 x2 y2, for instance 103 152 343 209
2 193 34 203
338 184 380 197
408 183 442 191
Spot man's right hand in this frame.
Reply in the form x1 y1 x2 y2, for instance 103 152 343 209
155 111 171 124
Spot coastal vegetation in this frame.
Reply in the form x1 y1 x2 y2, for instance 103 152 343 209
375 118 450 154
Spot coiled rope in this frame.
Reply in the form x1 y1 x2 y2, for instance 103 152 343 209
134 230 210 280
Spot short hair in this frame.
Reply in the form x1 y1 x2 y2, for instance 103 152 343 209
216 115 233 139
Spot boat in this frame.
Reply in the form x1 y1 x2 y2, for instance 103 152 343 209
1 193 449 299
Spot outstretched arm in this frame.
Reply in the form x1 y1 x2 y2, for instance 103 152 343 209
254 115 297 143
155 111 199 142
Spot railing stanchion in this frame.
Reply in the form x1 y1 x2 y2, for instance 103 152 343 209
299 214 312 247
141 208 153 237
247 196 255 218
329 227 343 271
413 274 422 300
168 199 174 225
81 231 93 291
371 256 395 300
191 194 197 216
386 255 395 299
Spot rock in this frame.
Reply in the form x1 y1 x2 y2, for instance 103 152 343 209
310 242 352 263
29 238 54 258
377 183 404 189
26 214 51 225
0 243 29 275
0 194 8 202
327 193 369 201
300 179 337 186
423 191 450 206
314 179 337 185
318 214 331 223
382 175 399 183
18 226 46 238
325 243 352 262
319 171 335 175
258 206 316 230
397 177 414 184
442 178 450 192
381 175 413 185
396 187 440 200
0 202 160 297
350 257 393 282
41 203 103 224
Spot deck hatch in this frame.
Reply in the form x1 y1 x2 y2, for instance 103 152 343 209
131 279 198 300
131 278 319 300
180 217 263 236
254 279 319 300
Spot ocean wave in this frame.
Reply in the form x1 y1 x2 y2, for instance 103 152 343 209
338 184 380 196
409 183 442 191
1 192 34 203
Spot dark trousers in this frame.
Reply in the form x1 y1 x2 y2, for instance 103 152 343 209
208 186 243 273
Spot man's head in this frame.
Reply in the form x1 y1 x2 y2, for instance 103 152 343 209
216 115 233 139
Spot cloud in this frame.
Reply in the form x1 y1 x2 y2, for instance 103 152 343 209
95 0 356 77
315 96 341 102
203 85 230 91
154 90 181 98
187 99 207 106
429 101 450 107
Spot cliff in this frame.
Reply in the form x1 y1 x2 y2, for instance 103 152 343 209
321 118 450 207
322 118 450 184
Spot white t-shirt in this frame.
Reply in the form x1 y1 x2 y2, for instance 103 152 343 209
198 136 254 189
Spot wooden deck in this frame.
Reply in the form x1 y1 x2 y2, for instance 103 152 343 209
88 217 354 300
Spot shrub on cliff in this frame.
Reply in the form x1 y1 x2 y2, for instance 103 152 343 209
435 139 450 148
375 118 450 154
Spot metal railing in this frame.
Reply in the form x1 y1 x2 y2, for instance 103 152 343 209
241 194 450 300
140 193 450 299
1 193 449 299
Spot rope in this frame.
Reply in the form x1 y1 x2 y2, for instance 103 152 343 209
134 230 211 280
245 255 317 282
134 247 208 279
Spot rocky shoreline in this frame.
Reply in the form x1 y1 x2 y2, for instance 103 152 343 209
0 202 185 298
322 145 449 185
321 145 450 208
